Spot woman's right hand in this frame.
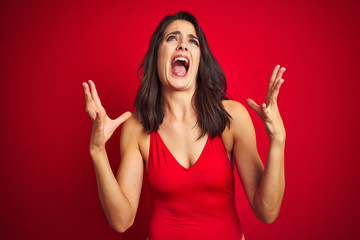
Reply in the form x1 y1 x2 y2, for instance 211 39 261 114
83 80 132 153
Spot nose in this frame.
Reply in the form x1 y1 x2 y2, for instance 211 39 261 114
176 40 188 51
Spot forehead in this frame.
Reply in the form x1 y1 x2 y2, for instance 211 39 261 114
164 20 197 36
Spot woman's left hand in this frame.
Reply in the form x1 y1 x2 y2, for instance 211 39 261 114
246 65 286 141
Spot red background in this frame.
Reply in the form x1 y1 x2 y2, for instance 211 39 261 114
1 0 359 239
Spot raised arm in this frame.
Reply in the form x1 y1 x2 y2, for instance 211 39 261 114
83 80 144 232
230 65 286 224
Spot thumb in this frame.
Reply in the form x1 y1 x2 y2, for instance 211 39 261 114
93 109 103 131
113 111 132 128
246 98 261 115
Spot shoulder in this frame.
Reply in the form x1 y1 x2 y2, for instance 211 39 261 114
222 99 252 127
121 113 149 141
121 113 144 134
222 100 255 145
121 114 142 142
121 113 150 161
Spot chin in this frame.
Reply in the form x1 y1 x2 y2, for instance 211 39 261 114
167 75 194 91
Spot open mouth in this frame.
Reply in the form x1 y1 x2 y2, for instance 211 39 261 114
171 54 189 77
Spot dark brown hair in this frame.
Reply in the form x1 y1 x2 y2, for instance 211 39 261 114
135 11 231 138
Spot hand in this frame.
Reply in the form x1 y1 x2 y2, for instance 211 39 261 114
246 65 286 141
83 80 131 152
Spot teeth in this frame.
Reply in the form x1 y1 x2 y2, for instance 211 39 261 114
174 57 188 65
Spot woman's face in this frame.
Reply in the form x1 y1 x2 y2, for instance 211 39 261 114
157 20 201 92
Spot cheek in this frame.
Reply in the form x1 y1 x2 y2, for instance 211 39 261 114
157 55 167 75
157 55 169 83
194 48 200 61
157 47 169 71
194 52 201 69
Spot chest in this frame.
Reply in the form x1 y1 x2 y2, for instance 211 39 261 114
147 128 236 201
139 124 234 171
157 124 207 169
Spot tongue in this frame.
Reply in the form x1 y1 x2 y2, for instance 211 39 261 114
172 62 187 74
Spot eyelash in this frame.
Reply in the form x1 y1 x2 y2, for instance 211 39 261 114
167 36 177 41
166 36 199 46
190 39 199 46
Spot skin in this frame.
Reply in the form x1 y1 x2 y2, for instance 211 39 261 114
82 20 286 233
157 20 200 93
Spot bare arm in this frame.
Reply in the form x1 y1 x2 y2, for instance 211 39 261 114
230 65 286 224
83 80 143 232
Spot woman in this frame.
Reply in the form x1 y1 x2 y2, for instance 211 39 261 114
83 11 286 240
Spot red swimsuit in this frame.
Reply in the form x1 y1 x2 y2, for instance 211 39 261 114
147 131 243 240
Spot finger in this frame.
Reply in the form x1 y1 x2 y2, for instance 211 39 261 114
114 111 132 128
83 82 93 100
261 103 271 117
270 79 285 102
271 67 286 92
83 82 96 116
94 109 103 130
246 98 262 116
83 82 91 100
88 80 102 107
268 65 280 92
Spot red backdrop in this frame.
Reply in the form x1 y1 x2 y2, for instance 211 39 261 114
1 0 359 239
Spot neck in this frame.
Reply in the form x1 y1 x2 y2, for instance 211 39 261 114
162 88 196 122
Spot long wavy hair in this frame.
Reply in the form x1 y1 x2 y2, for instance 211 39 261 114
135 11 231 138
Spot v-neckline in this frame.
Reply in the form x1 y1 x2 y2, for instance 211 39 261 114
156 131 209 171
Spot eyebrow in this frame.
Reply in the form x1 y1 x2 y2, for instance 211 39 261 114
165 31 199 40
